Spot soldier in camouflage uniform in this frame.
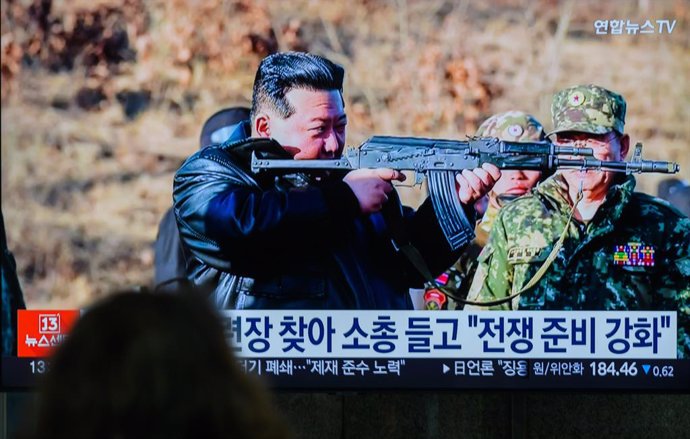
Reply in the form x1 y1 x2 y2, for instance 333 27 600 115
441 111 546 309
465 85 690 358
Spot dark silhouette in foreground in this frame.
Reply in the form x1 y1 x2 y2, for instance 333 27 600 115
27 290 290 439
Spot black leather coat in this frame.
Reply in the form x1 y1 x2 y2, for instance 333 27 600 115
173 121 472 309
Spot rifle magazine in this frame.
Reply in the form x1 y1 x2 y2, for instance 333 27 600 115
428 170 476 251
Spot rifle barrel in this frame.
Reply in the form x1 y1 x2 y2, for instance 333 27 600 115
554 158 680 173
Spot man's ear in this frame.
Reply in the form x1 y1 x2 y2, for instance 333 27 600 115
254 114 271 138
619 133 630 159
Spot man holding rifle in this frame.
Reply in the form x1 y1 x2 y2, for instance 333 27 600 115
173 51 499 310
465 85 690 357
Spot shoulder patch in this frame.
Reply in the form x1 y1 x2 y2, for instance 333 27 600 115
507 246 548 264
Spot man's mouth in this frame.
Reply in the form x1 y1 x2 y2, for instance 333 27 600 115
505 187 529 195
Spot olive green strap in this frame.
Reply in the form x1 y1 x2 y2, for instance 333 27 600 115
400 188 583 308
511 189 583 297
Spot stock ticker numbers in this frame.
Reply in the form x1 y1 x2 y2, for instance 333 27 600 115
589 361 638 377
587 361 674 378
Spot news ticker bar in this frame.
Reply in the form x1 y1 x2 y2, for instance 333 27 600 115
220 311 677 359
17 310 680 359
3 357 688 390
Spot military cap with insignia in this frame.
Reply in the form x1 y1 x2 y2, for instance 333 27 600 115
549 84 627 136
475 110 546 142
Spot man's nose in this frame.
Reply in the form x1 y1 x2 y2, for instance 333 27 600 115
565 140 589 158
574 139 588 149
323 130 339 154
510 170 527 180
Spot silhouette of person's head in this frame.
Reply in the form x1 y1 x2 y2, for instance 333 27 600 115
30 290 289 439
199 106 251 148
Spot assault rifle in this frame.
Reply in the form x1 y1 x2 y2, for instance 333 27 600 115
251 136 680 251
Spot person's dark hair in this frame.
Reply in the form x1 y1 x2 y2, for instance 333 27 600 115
199 106 251 148
28 290 289 439
250 51 344 121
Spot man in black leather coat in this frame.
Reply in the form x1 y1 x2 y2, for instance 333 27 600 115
154 106 250 292
173 52 500 309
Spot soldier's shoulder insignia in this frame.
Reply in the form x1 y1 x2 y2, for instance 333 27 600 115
613 242 655 267
507 246 547 264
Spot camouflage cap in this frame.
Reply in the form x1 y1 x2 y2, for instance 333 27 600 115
475 111 546 142
549 84 626 136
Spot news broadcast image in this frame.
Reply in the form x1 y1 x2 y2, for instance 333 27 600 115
1 0 689 437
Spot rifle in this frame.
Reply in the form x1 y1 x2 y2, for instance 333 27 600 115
251 136 680 251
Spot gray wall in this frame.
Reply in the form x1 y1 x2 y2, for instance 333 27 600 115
5 391 689 438
274 392 690 438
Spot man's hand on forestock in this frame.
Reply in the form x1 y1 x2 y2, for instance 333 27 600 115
343 168 406 214
455 163 501 205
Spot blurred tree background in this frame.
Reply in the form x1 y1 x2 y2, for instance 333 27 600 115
2 0 688 307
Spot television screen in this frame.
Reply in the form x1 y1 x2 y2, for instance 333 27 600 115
2 0 689 392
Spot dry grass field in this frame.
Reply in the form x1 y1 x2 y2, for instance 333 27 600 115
2 0 689 308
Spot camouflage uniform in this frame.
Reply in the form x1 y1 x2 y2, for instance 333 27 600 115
465 85 690 358
442 112 546 309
